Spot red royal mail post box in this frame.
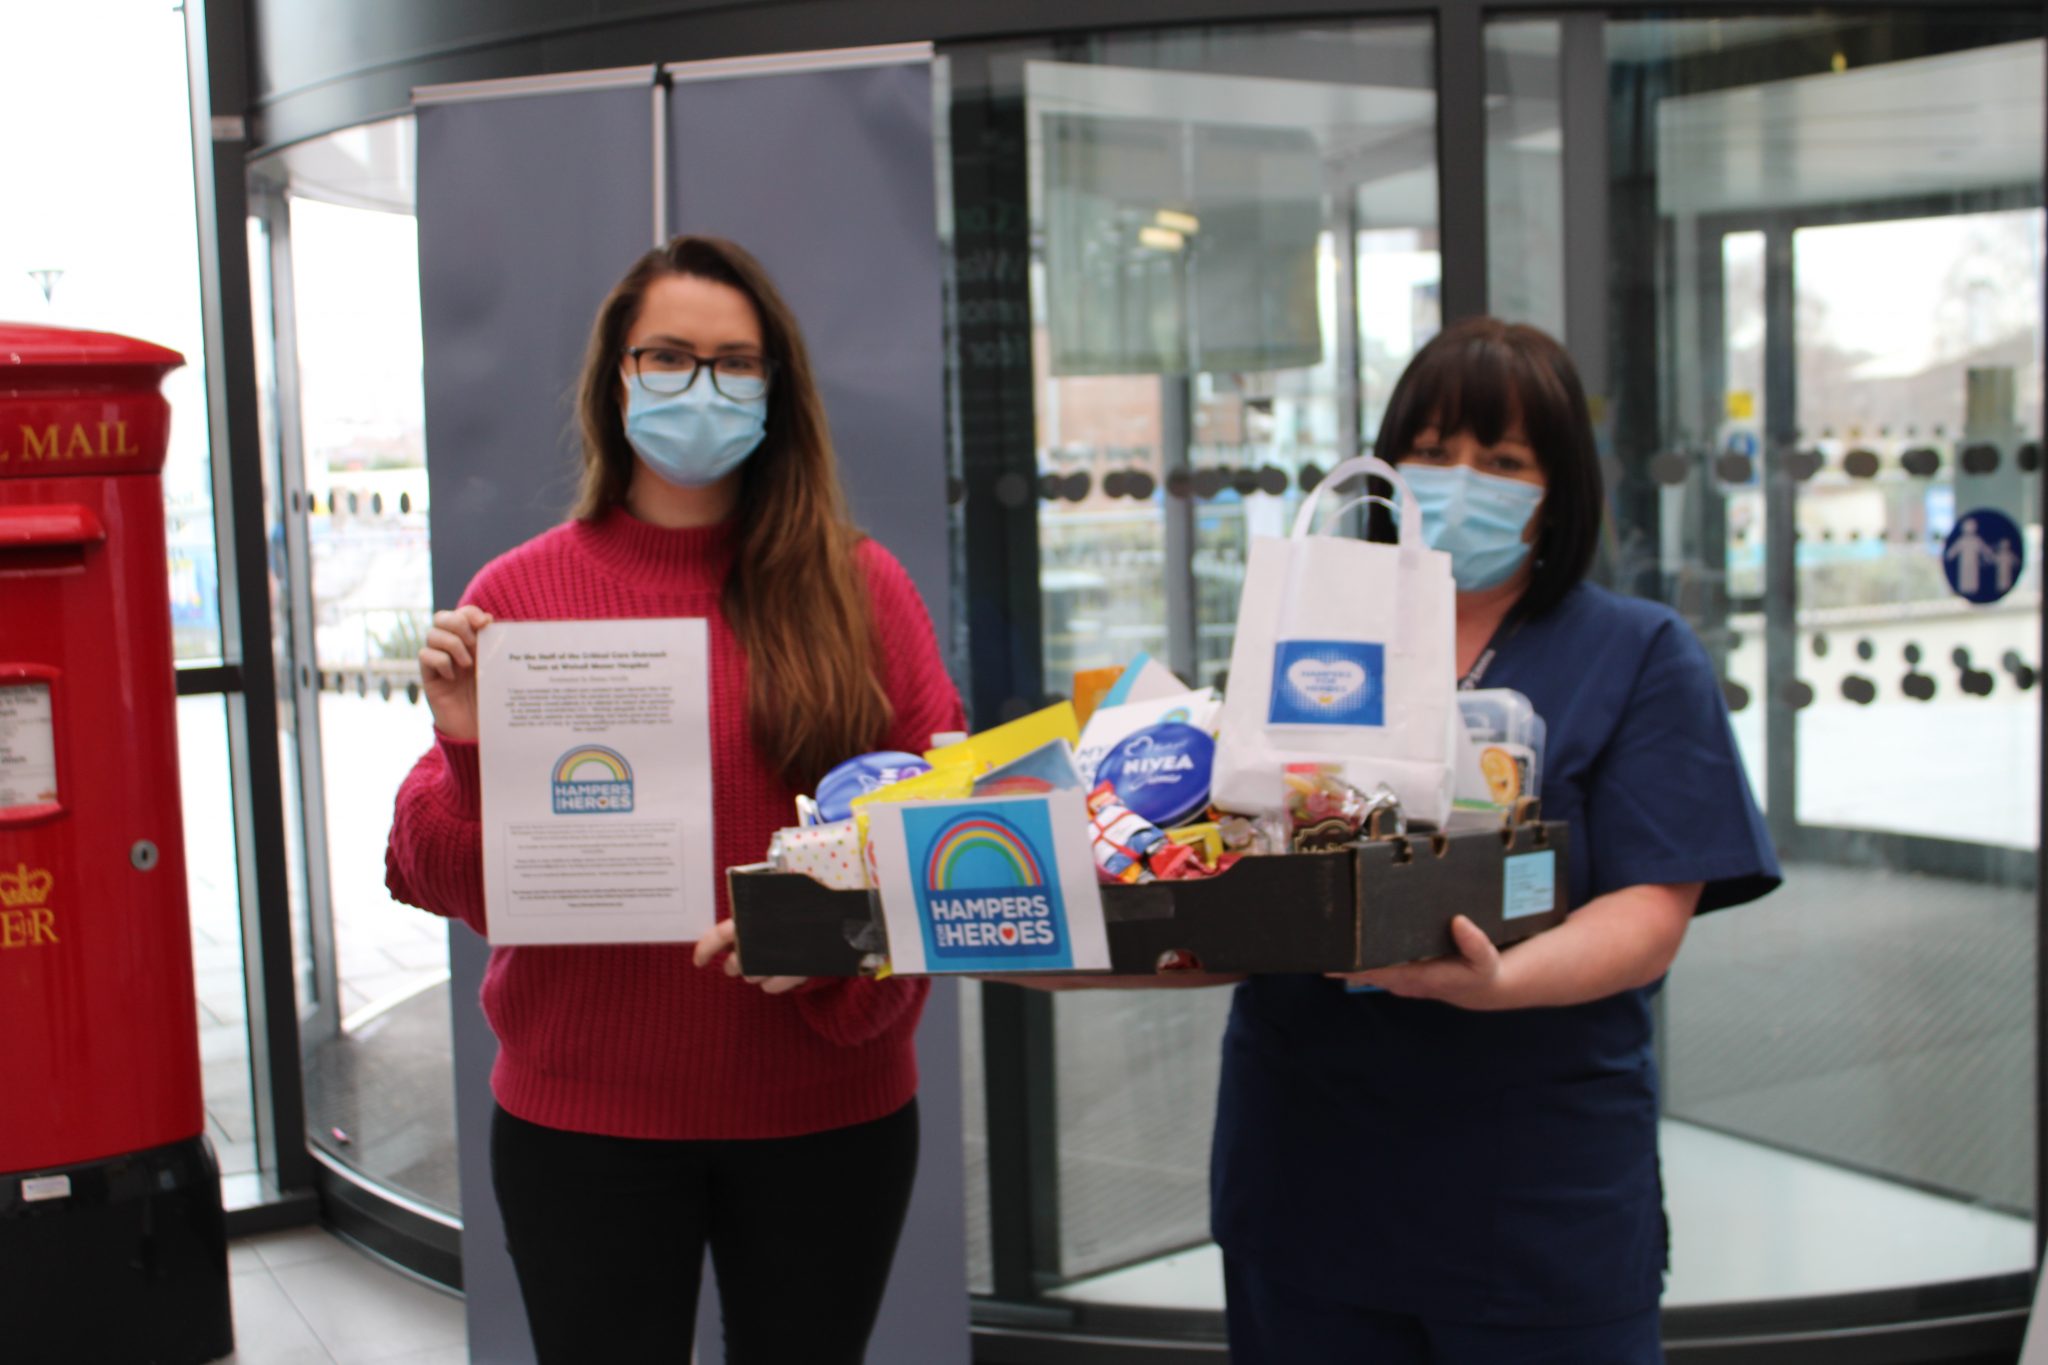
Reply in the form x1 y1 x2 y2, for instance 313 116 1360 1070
0 323 232 1365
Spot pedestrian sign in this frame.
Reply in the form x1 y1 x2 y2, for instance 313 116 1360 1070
1943 508 2025 605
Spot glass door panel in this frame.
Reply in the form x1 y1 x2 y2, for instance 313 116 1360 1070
259 118 459 1215
1614 15 2045 1308
1011 17 1440 1298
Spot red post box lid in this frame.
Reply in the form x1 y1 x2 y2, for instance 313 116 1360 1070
0 322 184 384
0 325 185 478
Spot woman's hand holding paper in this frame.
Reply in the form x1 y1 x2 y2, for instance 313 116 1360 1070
418 605 494 741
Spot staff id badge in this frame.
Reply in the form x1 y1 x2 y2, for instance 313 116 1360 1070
1269 639 1386 727
865 790 1110 975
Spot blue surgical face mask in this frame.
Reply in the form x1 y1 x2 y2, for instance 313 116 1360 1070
1399 462 1544 592
622 374 767 488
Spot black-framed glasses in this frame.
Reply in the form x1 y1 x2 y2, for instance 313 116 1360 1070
624 346 773 401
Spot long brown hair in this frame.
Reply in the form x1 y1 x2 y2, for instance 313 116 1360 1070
571 236 892 791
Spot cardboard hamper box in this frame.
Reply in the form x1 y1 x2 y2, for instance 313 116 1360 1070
726 816 1567 979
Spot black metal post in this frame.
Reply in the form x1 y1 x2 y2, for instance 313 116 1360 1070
2035 0 2048 1267
1760 222 1800 855
1435 0 1488 322
947 45 1064 1301
183 0 315 1196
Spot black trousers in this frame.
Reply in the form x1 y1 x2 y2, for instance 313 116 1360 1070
491 1099 920 1365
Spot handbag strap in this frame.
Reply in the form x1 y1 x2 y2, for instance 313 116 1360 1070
1291 454 1423 559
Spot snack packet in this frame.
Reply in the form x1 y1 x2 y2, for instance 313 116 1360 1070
1149 839 1243 881
1283 763 1371 852
1087 780 1167 884
1214 809 1292 858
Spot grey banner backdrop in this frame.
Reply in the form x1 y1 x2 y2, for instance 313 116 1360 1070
417 53 964 1365
663 57 964 1365
417 79 657 1365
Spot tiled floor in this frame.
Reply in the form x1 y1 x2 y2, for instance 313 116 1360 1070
221 1227 466 1365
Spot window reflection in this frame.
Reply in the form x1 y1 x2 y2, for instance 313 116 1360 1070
256 121 459 1214
1014 16 1441 1292
1617 15 2044 1306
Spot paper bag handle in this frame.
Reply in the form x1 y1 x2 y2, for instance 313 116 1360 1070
1292 454 1423 554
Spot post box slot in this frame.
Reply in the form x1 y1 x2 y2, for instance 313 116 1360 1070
0 545 88 575
0 504 106 551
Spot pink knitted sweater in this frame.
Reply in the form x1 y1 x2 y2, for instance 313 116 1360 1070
385 508 963 1138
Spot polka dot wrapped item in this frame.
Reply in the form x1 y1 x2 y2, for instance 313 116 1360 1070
766 820 869 890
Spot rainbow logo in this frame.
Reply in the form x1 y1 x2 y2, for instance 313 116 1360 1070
552 745 635 814
925 817 1046 892
904 802 1069 967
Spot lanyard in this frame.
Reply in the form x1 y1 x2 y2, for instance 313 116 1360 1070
1459 605 1527 691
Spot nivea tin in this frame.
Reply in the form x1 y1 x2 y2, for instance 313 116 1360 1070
814 751 932 824
1093 722 1214 828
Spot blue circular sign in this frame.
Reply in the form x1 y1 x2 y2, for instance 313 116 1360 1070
1943 508 2026 605
1095 723 1214 829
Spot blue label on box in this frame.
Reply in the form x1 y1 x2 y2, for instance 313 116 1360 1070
902 798 1074 972
1269 640 1385 727
1503 850 1556 920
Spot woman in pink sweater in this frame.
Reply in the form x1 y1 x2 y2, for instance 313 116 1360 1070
385 236 962 1364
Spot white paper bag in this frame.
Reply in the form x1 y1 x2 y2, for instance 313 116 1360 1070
1211 455 1459 826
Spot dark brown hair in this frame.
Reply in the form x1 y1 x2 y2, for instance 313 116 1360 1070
570 236 891 791
1374 316 1603 618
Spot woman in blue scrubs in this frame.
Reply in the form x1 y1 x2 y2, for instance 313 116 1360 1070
1211 317 1780 1363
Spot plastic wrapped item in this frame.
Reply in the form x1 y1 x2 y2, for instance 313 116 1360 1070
1283 763 1373 852
1087 780 1167 884
1149 840 1244 881
1165 822 1223 865
1452 689 1546 819
767 820 868 890
1214 809 1292 858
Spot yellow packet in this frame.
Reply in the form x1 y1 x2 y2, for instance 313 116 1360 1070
849 762 978 848
1166 822 1223 864
923 701 1080 775
850 763 976 812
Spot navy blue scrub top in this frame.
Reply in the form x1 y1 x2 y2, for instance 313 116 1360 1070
1211 583 1780 1328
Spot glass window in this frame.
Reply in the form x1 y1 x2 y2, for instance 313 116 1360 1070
252 119 457 1214
0 2 222 662
1571 12 2046 1307
1 0 247 1185
182 695 255 1180
1485 20 1566 337
953 17 1439 1310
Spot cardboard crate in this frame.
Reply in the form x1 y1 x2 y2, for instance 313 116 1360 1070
1354 819 1568 968
726 818 1567 978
